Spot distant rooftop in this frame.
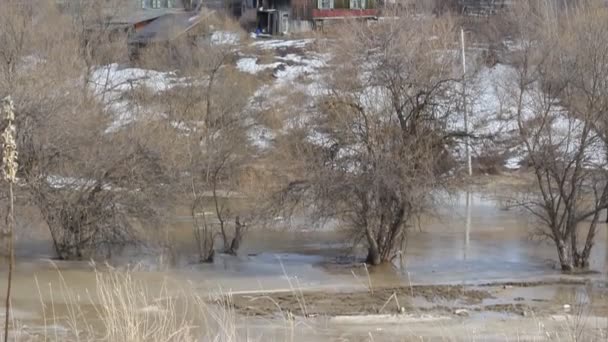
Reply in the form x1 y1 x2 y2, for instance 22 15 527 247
110 8 187 25
128 11 205 44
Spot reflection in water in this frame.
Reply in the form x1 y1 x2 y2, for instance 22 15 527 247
3 193 608 306
3 193 608 341
464 191 471 261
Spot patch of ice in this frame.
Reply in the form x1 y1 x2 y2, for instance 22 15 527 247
330 314 451 324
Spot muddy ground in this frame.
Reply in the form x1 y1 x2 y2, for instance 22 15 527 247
229 285 490 317
226 278 608 320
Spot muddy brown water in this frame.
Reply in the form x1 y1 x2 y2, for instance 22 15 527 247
3 192 608 340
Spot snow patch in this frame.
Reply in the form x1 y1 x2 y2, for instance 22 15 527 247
91 64 180 94
236 58 282 74
90 64 183 133
211 31 241 45
251 39 314 50
274 54 326 83
47 175 96 189
248 125 276 149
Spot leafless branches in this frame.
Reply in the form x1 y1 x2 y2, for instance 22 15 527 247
508 0 608 271
277 17 461 265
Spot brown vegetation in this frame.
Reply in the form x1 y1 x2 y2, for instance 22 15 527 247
507 0 608 271
276 16 462 265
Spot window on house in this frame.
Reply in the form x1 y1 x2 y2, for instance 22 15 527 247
142 0 167 8
318 0 333 9
350 0 365 9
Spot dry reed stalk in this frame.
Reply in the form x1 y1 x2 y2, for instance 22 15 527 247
2 96 17 342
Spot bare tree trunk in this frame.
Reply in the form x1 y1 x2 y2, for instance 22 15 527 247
227 216 244 256
365 227 382 265
211 182 231 253
575 211 600 269
556 238 573 272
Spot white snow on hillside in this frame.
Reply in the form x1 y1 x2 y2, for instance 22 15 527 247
240 52 328 149
91 64 181 94
248 125 276 149
90 64 183 133
274 54 327 83
236 53 327 80
451 63 607 169
85 38 606 169
47 175 96 189
236 58 282 74
251 38 314 50
211 31 240 45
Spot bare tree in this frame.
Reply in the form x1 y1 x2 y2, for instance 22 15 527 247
143 25 259 261
277 17 460 265
508 0 608 271
0 2 169 260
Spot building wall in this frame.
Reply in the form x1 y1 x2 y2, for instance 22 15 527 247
290 19 313 32
140 0 185 8
292 0 314 20
292 0 376 20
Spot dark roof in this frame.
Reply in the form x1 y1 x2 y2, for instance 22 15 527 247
128 12 205 44
109 8 187 26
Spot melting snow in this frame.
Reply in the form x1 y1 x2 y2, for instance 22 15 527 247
251 39 314 50
236 58 282 75
47 175 96 189
274 54 326 83
248 125 275 149
211 31 241 45
90 64 183 133
91 64 179 94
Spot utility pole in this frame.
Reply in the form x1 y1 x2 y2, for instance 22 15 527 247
461 29 472 278
461 27 472 177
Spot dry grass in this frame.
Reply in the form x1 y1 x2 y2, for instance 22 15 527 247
1 266 258 341
2 266 608 341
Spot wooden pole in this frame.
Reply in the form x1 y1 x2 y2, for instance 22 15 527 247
461 27 472 177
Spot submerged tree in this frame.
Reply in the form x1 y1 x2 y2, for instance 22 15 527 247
0 2 168 260
278 17 460 265
143 23 259 261
508 0 608 271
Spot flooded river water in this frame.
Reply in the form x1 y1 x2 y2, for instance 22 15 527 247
2 192 608 340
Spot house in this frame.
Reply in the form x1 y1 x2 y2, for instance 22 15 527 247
128 12 205 46
458 0 508 16
140 0 187 8
256 0 377 35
